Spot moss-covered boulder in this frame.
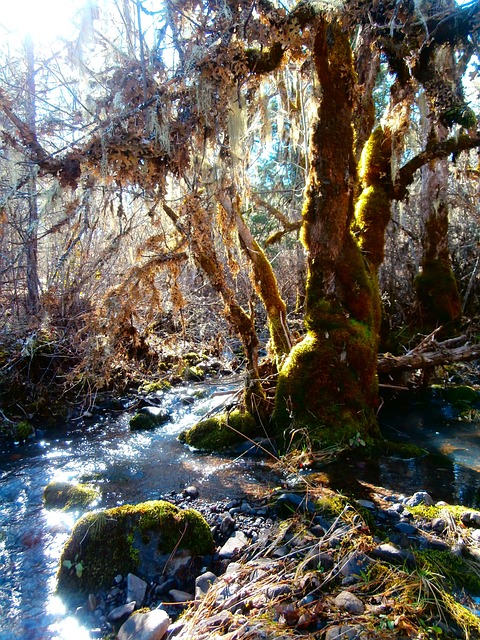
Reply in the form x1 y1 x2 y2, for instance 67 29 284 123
57 500 213 600
43 481 99 510
129 408 170 431
178 410 257 451
433 385 480 412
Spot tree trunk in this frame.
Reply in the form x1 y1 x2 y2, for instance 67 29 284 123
273 19 381 449
24 36 40 314
414 112 461 330
217 194 292 366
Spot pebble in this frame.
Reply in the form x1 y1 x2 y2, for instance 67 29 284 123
371 543 416 567
405 491 434 507
168 589 194 602
334 591 365 615
195 571 217 599
117 607 171 640
107 601 136 623
218 530 249 559
324 625 362 640
127 573 147 607
183 485 199 499
395 522 417 534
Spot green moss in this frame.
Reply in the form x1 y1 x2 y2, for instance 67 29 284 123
43 481 99 510
378 440 428 459
129 411 170 431
16 420 34 441
354 185 391 268
441 104 477 129
180 409 258 451
414 260 461 326
182 365 205 381
303 238 379 331
246 42 285 74
273 327 380 450
358 126 391 187
416 549 480 594
140 380 171 393
57 500 213 599
407 503 473 524
433 384 480 411
183 352 202 364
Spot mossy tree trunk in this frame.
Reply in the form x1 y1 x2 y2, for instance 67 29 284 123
414 120 461 331
217 194 292 367
273 18 382 449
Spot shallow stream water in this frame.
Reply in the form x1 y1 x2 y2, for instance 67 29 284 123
0 383 479 639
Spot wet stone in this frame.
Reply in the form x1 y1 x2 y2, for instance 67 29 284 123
395 522 417 535
334 591 365 615
107 601 136 623
371 543 416 567
405 491 434 507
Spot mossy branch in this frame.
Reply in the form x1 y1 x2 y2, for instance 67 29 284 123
393 133 480 200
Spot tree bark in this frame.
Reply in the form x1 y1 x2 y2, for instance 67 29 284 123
273 18 381 449
217 194 292 366
413 99 461 330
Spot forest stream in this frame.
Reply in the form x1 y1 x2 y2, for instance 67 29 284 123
1 382 480 640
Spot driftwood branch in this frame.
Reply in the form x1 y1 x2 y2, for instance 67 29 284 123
378 336 480 374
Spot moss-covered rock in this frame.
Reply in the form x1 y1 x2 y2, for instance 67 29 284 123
139 380 171 394
433 384 480 412
179 410 258 451
57 500 213 599
43 481 99 510
129 409 170 431
182 365 205 381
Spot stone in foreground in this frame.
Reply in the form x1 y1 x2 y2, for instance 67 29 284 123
118 607 171 640
57 500 213 599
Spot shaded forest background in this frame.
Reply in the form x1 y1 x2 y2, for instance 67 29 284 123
0 0 479 442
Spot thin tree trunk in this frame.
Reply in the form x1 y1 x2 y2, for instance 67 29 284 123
217 194 292 366
24 36 40 314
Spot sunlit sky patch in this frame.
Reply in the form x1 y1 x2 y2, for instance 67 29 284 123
0 0 86 44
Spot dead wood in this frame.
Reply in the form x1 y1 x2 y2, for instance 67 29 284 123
377 335 480 374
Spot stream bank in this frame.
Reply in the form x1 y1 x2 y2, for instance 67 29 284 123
1 377 480 639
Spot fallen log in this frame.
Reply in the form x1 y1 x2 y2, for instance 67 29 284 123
377 341 480 374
